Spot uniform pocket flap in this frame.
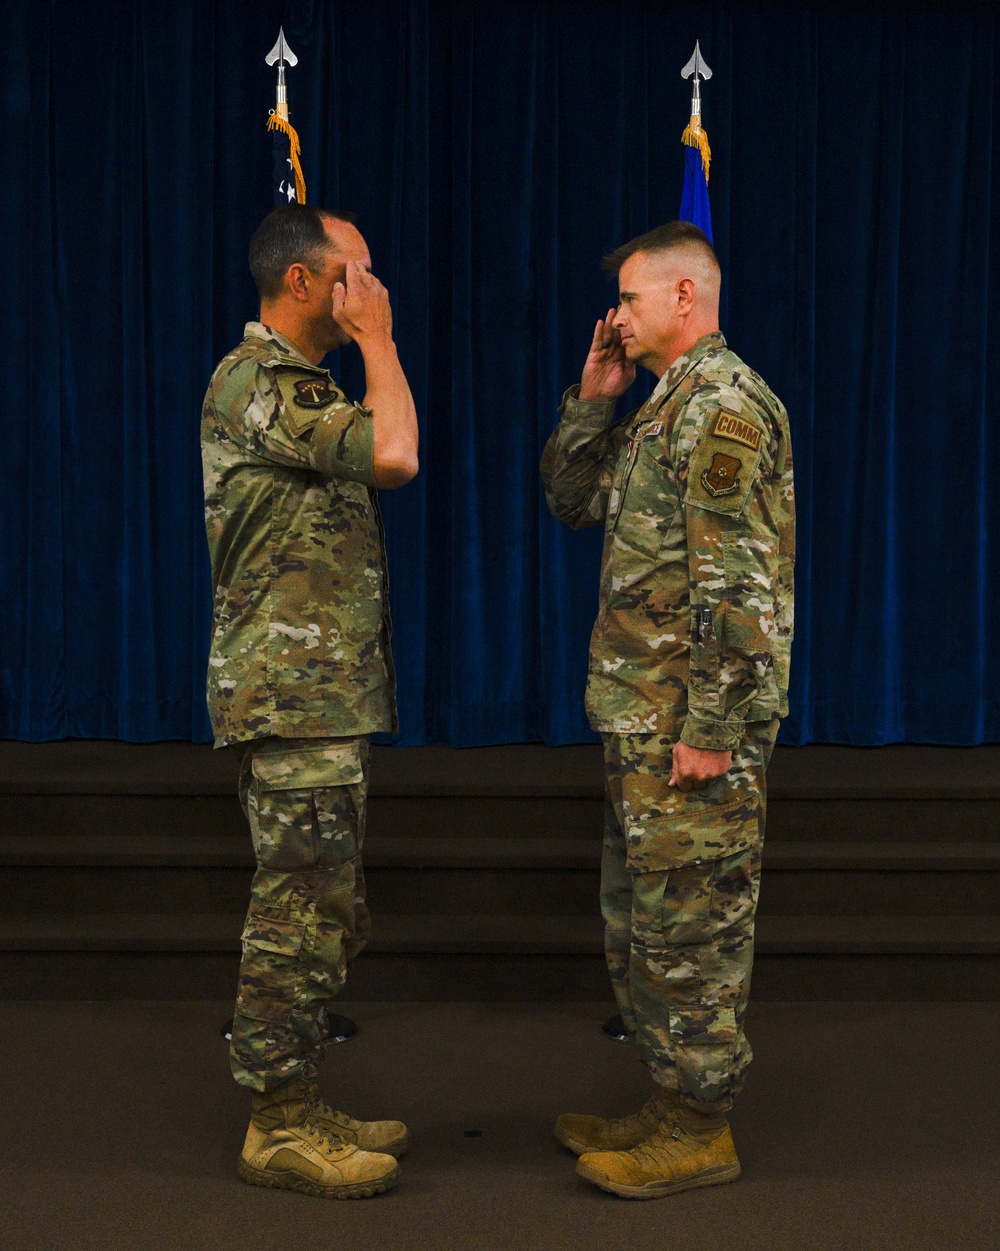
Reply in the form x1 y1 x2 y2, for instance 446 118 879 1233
251 742 364 791
668 1004 738 1046
624 776 756 871
241 909 304 957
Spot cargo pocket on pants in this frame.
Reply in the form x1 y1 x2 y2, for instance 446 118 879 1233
236 907 305 1023
250 742 366 868
624 779 755 872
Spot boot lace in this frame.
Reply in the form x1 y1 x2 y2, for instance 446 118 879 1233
302 1119 347 1151
631 1122 687 1169
295 1089 346 1148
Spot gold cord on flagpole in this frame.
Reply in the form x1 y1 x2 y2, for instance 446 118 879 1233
681 116 712 183
267 112 307 204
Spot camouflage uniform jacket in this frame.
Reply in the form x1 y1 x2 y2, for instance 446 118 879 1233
201 321 396 747
541 332 794 751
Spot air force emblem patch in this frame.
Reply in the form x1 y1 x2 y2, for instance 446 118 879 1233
701 452 743 497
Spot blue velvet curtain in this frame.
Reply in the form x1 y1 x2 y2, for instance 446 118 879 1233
2 0 997 746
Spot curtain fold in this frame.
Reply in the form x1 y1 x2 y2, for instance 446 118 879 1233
1 0 997 746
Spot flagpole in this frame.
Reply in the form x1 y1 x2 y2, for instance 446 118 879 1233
266 27 306 205
679 41 714 241
680 40 713 182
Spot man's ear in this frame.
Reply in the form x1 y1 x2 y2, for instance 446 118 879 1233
677 277 697 310
286 263 310 302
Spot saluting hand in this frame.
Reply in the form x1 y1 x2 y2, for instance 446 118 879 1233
332 261 394 345
579 309 635 402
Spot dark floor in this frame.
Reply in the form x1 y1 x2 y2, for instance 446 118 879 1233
3 999 998 1251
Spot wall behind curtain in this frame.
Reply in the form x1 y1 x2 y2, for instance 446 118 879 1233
1 0 997 746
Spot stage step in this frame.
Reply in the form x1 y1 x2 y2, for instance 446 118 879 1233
2 740 999 1001
3 740 1000 798
3 858 999 918
2 912 999 1002
4 911 1000 956
3 833 1000 871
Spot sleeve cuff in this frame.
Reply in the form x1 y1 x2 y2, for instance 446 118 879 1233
558 384 618 425
680 711 746 752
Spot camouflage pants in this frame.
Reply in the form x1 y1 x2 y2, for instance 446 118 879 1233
229 736 371 1091
600 722 777 1113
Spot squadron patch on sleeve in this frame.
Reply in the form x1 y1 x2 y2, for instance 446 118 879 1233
276 371 349 438
713 410 762 451
701 452 743 497
293 378 336 407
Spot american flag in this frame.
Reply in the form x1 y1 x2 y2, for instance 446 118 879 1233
272 125 299 205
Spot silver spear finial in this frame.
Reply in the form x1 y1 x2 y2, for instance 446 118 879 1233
266 27 299 122
681 41 713 123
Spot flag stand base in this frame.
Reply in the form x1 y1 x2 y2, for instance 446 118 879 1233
601 1013 631 1043
220 1010 359 1045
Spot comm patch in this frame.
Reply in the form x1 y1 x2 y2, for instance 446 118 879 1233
293 378 336 407
713 410 762 452
701 452 742 497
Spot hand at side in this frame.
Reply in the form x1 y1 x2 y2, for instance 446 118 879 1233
668 741 732 792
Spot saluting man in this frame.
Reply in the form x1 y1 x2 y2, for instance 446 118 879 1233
202 204 418 1198
541 221 794 1198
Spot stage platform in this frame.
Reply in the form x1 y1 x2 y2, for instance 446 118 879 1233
1 741 999 1000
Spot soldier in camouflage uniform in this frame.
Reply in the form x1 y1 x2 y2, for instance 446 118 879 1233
202 204 419 1199
541 221 794 1199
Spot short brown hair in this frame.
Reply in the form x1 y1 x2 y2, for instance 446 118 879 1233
602 220 718 278
248 204 357 300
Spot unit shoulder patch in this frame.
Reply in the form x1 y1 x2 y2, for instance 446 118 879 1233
712 409 763 452
275 371 348 438
293 378 338 408
701 452 743 498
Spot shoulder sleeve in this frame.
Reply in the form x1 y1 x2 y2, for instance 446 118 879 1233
677 384 786 751
213 359 376 486
273 369 376 486
683 387 768 518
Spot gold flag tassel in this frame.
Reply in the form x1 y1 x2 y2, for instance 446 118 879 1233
681 117 712 183
267 111 307 204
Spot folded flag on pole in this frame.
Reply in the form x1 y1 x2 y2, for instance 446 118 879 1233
266 27 306 206
679 41 713 242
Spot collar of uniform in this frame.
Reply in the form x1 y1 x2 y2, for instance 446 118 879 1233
645 331 728 415
242 321 327 373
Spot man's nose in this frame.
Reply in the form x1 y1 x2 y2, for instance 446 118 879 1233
611 306 627 327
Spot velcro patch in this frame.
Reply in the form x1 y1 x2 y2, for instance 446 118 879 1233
713 410 762 452
293 378 337 408
701 452 743 497
278 371 348 437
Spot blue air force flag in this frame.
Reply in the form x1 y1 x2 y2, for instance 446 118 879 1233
679 140 712 241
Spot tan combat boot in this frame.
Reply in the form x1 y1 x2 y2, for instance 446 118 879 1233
555 1088 680 1155
300 1065 410 1158
575 1103 740 1198
238 1078 400 1199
